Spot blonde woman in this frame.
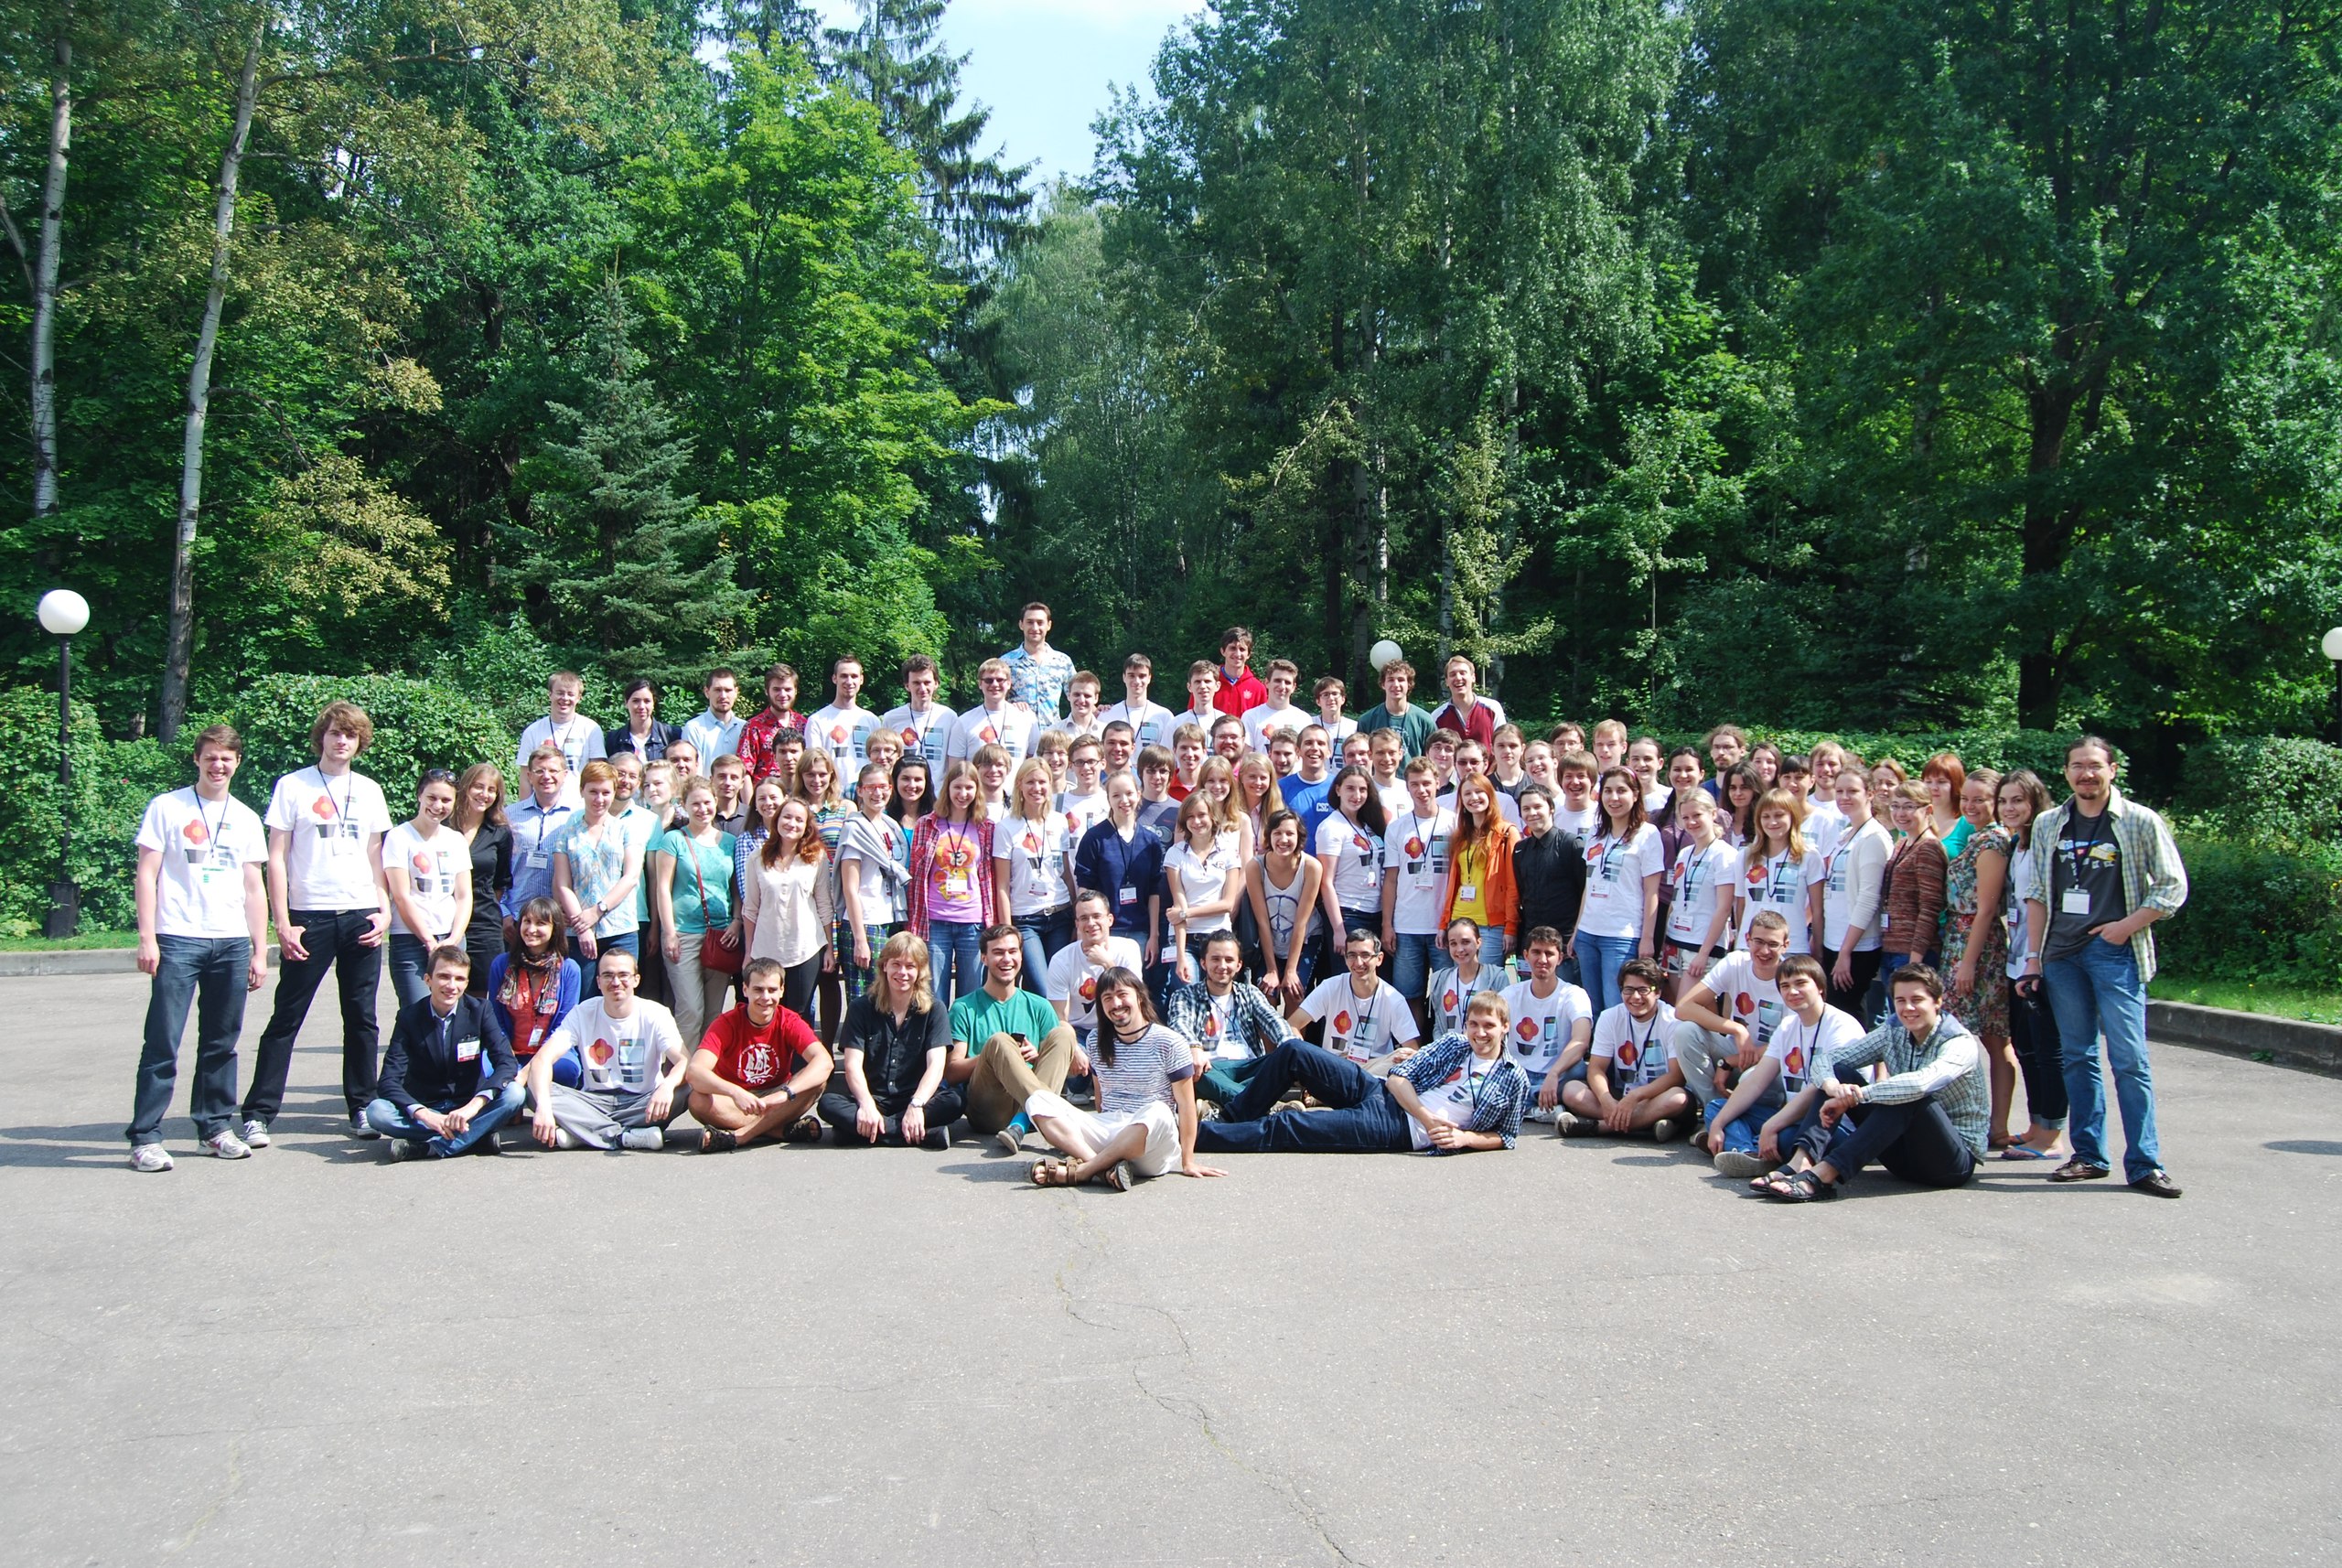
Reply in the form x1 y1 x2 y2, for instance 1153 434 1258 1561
820 931 961 1147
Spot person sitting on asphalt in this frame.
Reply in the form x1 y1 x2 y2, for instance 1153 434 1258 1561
822 932 962 1149
1500 924 1594 1122
366 944 525 1160
1698 954 1864 1181
1671 908 1795 1138
1196 991 1528 1155
946 923 1089 1156
1288 929 1421 1066
684 957 831 1152
1557 957 1690 1141
1756 963 1988 1202
524 948 689 1152
1163 930 1295 1107
1026 967 1226 1189
1044 889 1144 1051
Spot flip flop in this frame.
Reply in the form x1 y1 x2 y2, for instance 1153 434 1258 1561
1998 1144 2060 1160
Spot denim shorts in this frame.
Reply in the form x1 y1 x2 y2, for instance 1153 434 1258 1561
1389 931 1440 999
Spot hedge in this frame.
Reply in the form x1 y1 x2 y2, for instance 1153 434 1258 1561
0 688 178 936
2172 735 2342 849
207 673 514 809
2155 833 2342 987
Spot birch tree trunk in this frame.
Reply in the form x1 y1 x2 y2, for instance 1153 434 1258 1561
160 17 263 742
27 26 71 525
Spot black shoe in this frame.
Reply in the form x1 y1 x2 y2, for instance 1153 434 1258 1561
2048 1158 2112 1183
2130 1168 2183 1198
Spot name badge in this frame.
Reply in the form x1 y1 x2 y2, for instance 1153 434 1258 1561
455 1036 481 1063
1457 884 1477 902
527 848 550 868
1118 885 1138 906
2061 889 2093 916
941 868 972 897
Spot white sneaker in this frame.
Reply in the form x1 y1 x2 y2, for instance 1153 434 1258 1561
553 1127 577 1151
129 1144 174 1173
239 1118 271 1148
620 1127 663 1152
385 1138 424 1162
203 1129 252 1160
1523 1105 1557 1123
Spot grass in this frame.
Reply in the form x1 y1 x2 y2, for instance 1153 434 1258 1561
2152 974 2342 1027
0 929 139 951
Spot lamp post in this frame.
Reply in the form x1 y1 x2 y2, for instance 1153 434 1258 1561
36 588 90 939
2325 627 2342 746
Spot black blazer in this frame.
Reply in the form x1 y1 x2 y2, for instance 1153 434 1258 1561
379 993 516 1111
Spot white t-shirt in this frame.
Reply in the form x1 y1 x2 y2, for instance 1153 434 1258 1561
1046 936 1144 1036
998 811 1077 917
1316 713 1359 746
1428 961 1506 1038
878 703 957 769
264 767 393 911
1663 838 1740 948
1695 950 1789 1051
1591 1000 1678 1090
1373 779 1412 819
1438 788 1522 831
1555 800 1601 842
516 714 606 804
806 703 882 772
1765 1005 1865 1097
1057 789 1110 845
1803 799 1846 857
1380 807 1456 935
1300 976 1419 1061
1193 986 1252 1062
1407 1049 1507 1150
2004 845 2036 980
1499 977 1594 1087
1315 813 1385 912
382 822 467 939
1101 698 1175 751
1576 824 1665 940
136 788 267 939
947 703 1037 763
1163 840 1241 933
1641 785 1671 815
543 996 684 1095
1241 702 1308 751
1740 845 1822 953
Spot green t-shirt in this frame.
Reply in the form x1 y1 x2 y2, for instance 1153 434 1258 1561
657 827 737 934
1356 702 1437 759
949 985 1059 1053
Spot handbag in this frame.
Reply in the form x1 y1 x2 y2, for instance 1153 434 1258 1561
687 842 744 975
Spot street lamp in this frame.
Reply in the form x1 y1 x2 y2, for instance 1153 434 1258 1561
2325 626 2342 746
36 588 89 940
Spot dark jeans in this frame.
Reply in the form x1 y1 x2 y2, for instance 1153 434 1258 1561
818 1084 968 1145
1797 1095 1976 1188
588 929 640 976
1195 1040 1412 1154
244 908 383 1124
387 932 435 1010
128 935 252 1145
2006 977 2068 1129
1821 945 1882 1023
1013 905 1073 995
782 953 821 1024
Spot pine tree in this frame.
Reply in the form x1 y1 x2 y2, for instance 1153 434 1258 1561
512 279 752 680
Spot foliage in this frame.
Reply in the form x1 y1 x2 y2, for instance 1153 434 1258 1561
0 687 177 935
2175 736 2342 850
2155 834 2342 990
208 674 513 808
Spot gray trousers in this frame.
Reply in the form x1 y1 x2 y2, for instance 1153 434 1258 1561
544 1084 681 1150
1671 1021 1739 1110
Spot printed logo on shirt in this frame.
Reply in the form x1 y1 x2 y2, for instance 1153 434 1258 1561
590 1037 615 1065
1782 1044 1806 1078
1617 1037 1641 1069
1078 973 1100 1004
1202 1010 1221 1038
741 1042 776 1084
1735 992 1756 1017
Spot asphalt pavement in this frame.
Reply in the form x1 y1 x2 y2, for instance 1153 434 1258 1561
3 969 2337 1566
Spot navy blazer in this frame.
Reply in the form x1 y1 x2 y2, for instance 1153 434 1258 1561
378 993 516 1111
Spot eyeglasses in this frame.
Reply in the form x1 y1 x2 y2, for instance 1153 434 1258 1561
421 767 457 784
1619 984 1655 998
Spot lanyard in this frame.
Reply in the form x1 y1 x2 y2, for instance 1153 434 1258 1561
313 767 355 831
1764 849 1798 902
195 791 229 858
2067 810 2109 882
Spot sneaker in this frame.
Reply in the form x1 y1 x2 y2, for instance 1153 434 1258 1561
1649 1117 1683 1144
238 1118 271 1149
619 1127 664 1153
129 1144 175 1173
385 1138 424 1163
1522 1105 1557 1123
994 1112 1030 1157
1714 1149 1774 1182
203 1129 252 1160
349 1112 381 1141
1555 1112 1596 1138
553 1127 577 1151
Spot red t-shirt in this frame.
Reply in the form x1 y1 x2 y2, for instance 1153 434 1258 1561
698 1004 816 1090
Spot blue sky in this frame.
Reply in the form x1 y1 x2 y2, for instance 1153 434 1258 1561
812 0 1204 185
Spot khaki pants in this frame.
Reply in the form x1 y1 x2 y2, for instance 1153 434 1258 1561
964 1024 1078 1134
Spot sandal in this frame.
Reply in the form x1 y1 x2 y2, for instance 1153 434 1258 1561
1028 1156 1076 1187
699 1128 738 1154
1749 1165 1803 1197
2048 1158 2111 1183
1767 1169 1841 1203
1998 1144 2060 1161
1092 1162 1130 1192
782 1115 823 1145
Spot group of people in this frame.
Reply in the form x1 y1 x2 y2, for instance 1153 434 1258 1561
124 609 2190 1199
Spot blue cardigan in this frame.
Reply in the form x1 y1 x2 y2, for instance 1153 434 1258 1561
1073 821 1165 941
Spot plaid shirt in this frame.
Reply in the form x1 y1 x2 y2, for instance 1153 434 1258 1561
1816 1014 1990 1158
2022 786 2188 983
1164 980 1294 1059
1394 1033 1529 1150
736 707 806 786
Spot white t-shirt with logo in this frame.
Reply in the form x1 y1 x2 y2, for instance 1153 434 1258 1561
1499 977 1594 1087
1315 813 1386 913
1241 703 1308 751
1765 1005 1866 1098
947 703 1037 763
1380 807 1456 935
1101 698 1175 751
806 703 882 773
1164 841 1242 933
1663 837 1741 948
1740 846 1823 953
136 788 267 939
1300 976 1419 1061
1373 779 1412 819
878 703 958 769
1555 800 1601 842
836 812 912 926
1696 949 1789 1052
543 996 684 1095
1591 1000 1678 1090
1192 986 1252 1062
1803 799 1846 857
382 822 467 939
1407 1049 1507 1150
998 811 1077 917
1057 789 1110 845
264 767 393 911
1576 824 1666 940
1428 961 1506 1038
1046 936 1144 1037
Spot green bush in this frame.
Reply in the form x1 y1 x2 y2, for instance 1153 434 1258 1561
425 615 628 737
209 673 515 810
2155 833 2342 987
2174 735 2342 848
0 689 183 936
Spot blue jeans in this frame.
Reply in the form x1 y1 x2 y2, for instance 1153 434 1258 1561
245 907 383 1123
2045 939 2160 1178
1705 1092 1799 1158
927 919 983 1004
1389 931 1440 999
365 1082 526 1157
1577 931 1639 1016
1194 1041 1413 1154
588 929 639 977
128 935 252 1145
1013 905 1073 995
387 932 436 1010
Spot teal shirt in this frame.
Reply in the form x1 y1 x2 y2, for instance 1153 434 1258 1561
658 827 737 934
1356 702 1437 759
1941 816 1973 862
949 985 1059 1052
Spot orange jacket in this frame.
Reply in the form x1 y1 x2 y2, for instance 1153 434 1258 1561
1440 819 1519 937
